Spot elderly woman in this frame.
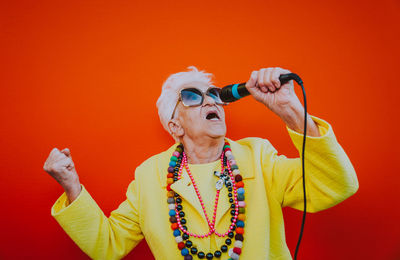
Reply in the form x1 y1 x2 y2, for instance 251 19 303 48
44 66 359 260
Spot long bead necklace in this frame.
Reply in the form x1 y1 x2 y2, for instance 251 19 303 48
166 141 246 259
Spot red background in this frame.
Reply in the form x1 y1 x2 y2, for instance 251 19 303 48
1 0 399 259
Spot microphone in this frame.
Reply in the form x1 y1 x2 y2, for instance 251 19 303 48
220 73 303 102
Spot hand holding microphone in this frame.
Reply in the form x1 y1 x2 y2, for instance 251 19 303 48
220 67 319 136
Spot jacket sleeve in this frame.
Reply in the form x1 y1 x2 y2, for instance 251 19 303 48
51 178 143 259
262 115 359 213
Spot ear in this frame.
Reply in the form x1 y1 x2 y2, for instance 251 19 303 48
168 119 185 140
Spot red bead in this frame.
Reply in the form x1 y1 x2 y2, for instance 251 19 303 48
225 147 232 152
233 247 242 255
178 242 185 249
167 184 172 191
236 227 244 234
235 175 242 182
171 223 178 230
236 181 244 188
167 173 174 178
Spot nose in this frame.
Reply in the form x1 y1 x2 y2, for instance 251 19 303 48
203 94 217 106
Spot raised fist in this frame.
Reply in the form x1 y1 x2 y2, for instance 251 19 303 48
43 147 81 202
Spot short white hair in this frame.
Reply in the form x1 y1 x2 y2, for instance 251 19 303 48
156 66 214 140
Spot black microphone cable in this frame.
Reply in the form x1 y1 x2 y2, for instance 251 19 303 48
221 73 307 260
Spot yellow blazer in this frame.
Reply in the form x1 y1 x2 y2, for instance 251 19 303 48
51 116 359 259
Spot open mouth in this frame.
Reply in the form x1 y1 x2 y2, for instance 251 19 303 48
206 111 220 121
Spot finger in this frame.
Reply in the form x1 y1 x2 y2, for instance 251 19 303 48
61 148 71 158
271 68 281 89
58 157 74 169
265 68 276 92
260 85 269 93
245 71 259 94
258 68 267 88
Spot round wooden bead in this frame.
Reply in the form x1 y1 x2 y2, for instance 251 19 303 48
234 175 242 182
167 191 175 197
237 188 245 195
234 240 243 248
175 236 183 243
236 181 244 188
169 161 177 167
235 234 244 241
237 194 245 201
167 197 175 204
236 227 244 234
167 173 174 178
184 255 193 260
214 250 222 258
238 201 246 208
232 169 240 176
228 249 239 260
168 166 175 173
237 214 245 221
181 248 189 256
236 220 245 228
173 229 181 237
170 156 178 161
239 207 245 214
178 242 185 249
233 247 242 255
173 151 180 157
169 216 177 223
231 164 239 170
167 178 174 184
171 223 178 229
168 204 175 210
185 240 192 248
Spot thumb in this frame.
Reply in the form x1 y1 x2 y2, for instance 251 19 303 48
245 70 259 95
61 148 71 158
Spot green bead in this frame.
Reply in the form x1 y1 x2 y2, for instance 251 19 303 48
239 207 245 214
231 164 239 170
170 156 178 162
237 194 245 201
223 145 230 150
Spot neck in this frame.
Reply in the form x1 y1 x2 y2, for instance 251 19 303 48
181 136 225 164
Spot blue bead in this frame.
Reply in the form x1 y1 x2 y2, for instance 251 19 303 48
181 248 189 256
236 220 245 227
173 229 181 237
169 210 176 216
237 187 245 195
169 161 177 167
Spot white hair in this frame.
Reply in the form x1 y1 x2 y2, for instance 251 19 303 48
156 66 214 140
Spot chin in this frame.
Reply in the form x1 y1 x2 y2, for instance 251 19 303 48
208 126 226 138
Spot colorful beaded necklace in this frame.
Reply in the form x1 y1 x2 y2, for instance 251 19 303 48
166 140 246 259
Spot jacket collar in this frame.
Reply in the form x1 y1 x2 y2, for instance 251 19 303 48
157 137 254 226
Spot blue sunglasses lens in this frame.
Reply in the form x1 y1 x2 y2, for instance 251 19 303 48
180 88 223 106
181 88 203 106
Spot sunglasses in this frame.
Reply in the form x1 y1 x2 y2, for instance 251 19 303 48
170 87 225 120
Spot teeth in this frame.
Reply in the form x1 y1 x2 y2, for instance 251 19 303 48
210 117 219 121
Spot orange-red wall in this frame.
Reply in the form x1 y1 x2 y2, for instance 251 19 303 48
1 0 399 259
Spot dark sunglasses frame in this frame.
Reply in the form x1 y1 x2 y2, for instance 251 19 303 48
170 87 225 120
